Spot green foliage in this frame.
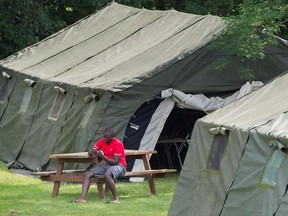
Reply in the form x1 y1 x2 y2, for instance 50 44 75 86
48 0 108 26
212 0 288 60
0 0 66 59
184 0 244 16
210 0 288 79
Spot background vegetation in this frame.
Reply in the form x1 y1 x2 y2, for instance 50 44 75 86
0 0 287 61
0 161 178 216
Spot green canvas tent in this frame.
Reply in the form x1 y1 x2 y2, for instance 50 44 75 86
0 2 288 172
169 71 288 216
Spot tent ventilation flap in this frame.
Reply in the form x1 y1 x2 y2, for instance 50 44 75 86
54 86 67 95
83 93 100 104
24 79 36 88
268 140 288 153
209 126 229 135
2 71 12 80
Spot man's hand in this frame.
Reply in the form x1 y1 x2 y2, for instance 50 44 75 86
88 147 98 156
96 150 104 158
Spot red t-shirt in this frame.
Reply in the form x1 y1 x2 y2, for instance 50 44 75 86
94 137 127 168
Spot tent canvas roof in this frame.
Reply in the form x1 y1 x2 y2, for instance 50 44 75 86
0 2 226 91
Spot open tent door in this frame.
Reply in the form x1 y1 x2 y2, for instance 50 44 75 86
151 106 206 170
123 97 206 174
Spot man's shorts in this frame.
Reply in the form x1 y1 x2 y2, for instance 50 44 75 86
90 162 126 182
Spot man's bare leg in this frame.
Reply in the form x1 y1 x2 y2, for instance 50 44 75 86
105 171 119 204
75 171 94 203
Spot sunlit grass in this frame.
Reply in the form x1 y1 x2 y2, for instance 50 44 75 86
0 161 178 216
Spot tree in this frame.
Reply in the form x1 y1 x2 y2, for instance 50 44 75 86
183 0 244 16
211 0 288 79
0 0 66 59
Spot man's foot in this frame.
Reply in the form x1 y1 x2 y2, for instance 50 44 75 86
109 199 120 204
73 199 87 203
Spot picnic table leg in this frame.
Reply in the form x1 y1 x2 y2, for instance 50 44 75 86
52 162 64 197
142 155 157 195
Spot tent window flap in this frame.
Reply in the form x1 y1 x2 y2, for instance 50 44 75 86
260 149 286 188
48 86 66 121
79 101 96 128
19 88 33 113
0 79 10 103
207 134 228 170
19 79 36 113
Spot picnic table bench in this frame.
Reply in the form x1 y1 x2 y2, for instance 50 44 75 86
32 150 177 199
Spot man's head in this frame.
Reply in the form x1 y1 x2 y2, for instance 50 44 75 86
103 127 114 143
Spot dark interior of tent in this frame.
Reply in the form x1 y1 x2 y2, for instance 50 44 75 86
123 99 206 172
150 106 206 171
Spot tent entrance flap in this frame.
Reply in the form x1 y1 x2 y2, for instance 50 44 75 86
124 99 162 171
124 98 176 173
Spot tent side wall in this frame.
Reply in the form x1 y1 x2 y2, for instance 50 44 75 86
0 65 115 171
168 121 249 216
0 68 40 163
14 82 76 170
47 89 113 170
221 112 288 215
0 68 18 119
220 129 287 216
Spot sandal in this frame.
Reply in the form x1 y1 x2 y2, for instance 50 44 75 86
109 200 120 204
72 199 87 203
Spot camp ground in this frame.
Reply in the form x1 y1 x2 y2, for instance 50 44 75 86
0 2 288 174
169 71 288 216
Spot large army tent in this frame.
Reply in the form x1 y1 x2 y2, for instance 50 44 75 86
0 2 288 172
169 71 288 216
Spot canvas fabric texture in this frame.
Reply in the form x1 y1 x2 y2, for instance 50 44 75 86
169 71 288 216
0 2 288 172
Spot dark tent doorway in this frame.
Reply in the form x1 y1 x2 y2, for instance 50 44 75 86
124 98 206 171
151 107 206 170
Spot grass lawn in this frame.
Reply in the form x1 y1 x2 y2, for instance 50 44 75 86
0 161 178 216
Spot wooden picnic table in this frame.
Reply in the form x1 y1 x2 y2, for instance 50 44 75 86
33 149 176 198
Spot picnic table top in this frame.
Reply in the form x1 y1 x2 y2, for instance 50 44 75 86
49 149 157 159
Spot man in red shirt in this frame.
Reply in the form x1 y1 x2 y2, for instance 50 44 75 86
75 127 127 204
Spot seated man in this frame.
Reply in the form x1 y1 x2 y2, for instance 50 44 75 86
75 127 127 204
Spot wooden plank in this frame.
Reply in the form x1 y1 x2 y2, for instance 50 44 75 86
49 150 157 159
49 152 90 159
33 169 177 178
125 149 157 156
32 169 86 176
94 169 177 178
125 169 177 177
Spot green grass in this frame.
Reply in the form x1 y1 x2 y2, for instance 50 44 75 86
0 162 178 216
